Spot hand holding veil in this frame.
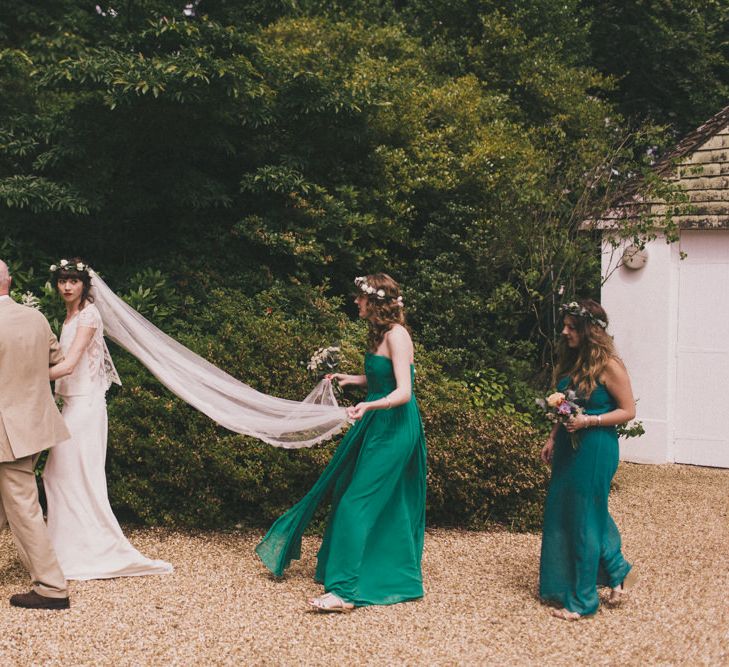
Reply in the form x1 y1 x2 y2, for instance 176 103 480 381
89 270 348 448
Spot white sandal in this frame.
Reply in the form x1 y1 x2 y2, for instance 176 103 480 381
551 608 583 621
308 592 355 613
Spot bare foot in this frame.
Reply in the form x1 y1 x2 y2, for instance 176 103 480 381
608 569 637 605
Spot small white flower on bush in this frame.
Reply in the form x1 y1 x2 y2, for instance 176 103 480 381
21 292 41 310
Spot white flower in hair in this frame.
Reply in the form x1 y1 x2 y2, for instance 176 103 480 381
60 259 68 267
559 300 607 330
76 262 85 271
355 274 406 304
49 264 57 271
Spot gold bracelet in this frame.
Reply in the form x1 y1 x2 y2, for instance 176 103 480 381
385 396 392 410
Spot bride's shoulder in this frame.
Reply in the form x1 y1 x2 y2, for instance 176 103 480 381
78 302 102 326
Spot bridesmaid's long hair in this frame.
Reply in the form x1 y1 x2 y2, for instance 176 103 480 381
553 299 618 396
357 273 409 352
53 257 94 309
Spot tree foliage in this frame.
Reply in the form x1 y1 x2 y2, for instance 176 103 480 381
582 0 729 137
2 2 719 367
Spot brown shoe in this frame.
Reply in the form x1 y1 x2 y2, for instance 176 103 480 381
9 590 70 610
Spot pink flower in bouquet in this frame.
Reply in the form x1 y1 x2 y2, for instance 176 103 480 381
557 401 573 415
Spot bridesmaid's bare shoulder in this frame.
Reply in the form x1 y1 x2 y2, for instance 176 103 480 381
602 356 629 388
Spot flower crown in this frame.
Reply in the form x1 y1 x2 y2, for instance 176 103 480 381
50 259 90 273
560 301 607 329
354 276 404 307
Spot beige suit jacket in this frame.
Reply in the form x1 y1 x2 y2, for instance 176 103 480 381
0 297 70 462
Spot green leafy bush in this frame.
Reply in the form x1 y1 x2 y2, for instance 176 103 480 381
425 403 547 531
121 268 185 324
462 368 535 426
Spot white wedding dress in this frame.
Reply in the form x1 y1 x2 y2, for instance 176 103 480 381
44 303 173 580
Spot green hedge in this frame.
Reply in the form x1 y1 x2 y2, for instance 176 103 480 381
104 283 547 531
424 404 547 531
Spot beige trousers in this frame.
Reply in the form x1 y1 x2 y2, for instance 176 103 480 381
0 456 67 598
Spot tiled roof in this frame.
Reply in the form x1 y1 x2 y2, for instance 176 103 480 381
590 103 729 230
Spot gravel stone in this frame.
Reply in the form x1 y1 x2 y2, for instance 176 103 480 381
0 463 726 665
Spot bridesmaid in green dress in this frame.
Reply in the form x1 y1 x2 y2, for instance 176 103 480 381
255 273 426 612
539 299 637 621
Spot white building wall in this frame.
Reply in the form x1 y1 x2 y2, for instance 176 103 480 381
671 231 729 467
601 236 681 463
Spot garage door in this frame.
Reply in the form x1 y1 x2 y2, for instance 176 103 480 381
674 230 729 467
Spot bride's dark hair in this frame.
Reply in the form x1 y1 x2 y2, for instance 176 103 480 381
356 273 409 351
53 257 94 308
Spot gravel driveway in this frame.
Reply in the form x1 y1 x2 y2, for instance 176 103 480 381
0 463 727 666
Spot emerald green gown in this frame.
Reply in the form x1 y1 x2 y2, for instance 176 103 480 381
256 353 427 606
539 378 632 616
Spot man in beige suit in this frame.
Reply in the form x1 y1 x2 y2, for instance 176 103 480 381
0 259 70 609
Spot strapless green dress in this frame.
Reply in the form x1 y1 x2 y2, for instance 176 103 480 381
256 353 427 606
539 378 632 615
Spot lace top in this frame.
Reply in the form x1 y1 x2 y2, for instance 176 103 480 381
55 303 122 397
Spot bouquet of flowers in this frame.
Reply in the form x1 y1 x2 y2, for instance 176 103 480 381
307 345 342 397
536 390 585 449
307 345 341 379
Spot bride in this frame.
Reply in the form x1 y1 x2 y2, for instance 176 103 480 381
42 257 349 579
46 258 173 579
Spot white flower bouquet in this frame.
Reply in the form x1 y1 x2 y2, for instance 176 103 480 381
306 346 341 381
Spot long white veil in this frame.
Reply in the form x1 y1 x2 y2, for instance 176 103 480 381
89 270 349 448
